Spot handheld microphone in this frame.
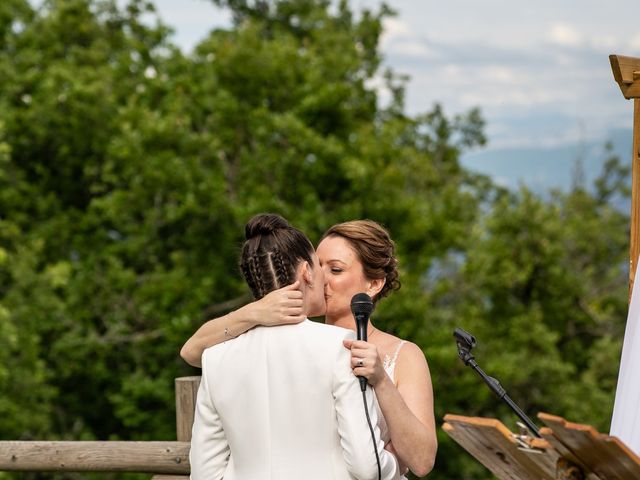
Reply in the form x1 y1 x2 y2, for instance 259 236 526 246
351 292 382 480
350 293 374 391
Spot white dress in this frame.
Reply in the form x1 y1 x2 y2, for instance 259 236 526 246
611 273 640 455
375 340 408 479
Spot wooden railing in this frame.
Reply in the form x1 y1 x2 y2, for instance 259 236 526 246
0 376 202 479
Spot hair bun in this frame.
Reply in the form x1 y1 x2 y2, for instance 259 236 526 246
245 213 290 240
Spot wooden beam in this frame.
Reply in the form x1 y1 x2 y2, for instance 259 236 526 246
0 441 190 473
610 55 640 99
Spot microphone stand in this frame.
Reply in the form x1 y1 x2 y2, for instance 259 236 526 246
455 331 541 438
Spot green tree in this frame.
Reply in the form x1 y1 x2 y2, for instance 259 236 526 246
0 0 631 479
421 147 629 479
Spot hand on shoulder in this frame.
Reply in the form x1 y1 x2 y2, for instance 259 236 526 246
250 281 305 326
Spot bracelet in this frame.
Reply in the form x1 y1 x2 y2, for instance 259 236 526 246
224 326 237 340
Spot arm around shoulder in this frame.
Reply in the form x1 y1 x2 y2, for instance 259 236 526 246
180 282 305 368
180 306 255 368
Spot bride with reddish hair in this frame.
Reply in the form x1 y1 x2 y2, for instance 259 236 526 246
183 217 437 477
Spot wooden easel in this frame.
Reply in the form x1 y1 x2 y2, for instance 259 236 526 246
443 413 640 479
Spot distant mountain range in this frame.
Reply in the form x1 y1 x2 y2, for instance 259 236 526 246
461 128 634 195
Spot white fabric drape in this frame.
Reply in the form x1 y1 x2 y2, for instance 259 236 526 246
610 270 640 455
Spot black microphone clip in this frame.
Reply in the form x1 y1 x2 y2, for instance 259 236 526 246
454 327 477 366
452 327 542 438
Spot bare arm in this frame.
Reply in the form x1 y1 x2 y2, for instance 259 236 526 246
180 282 304 367
346 340 437 477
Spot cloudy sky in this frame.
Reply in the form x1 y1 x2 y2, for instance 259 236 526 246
150 0 639 190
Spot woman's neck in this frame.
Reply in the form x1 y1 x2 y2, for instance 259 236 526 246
327 315 355 331
326 313 376 336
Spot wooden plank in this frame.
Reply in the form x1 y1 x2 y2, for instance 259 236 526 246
0 441 190 473
442 418 518 480
519 437 559 478
443 414 555 480
175 376 201 442
538 412 640 479
610 55 640 85
442 420 518 480
444 418 546 480
539 427 600 480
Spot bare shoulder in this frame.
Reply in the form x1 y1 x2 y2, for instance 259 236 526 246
399 340 428 363
401 341 428 361
396 341 432 382
372 330 428 369
369 330 403 361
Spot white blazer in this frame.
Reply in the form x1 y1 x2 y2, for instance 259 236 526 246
190 319 400 480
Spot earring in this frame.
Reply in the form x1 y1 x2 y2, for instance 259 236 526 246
307 282 313 288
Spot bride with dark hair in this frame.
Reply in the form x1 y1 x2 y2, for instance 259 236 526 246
184 215 436 478
189 213 400 480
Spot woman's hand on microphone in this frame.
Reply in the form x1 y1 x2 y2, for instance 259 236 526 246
249 281 305 326
343 339 387 387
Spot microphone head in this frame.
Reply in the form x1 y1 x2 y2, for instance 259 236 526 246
350 293 374 317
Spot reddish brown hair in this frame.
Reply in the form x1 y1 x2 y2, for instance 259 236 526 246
321 220 400 303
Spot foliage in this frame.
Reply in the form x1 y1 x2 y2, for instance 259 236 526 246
0 1 630 479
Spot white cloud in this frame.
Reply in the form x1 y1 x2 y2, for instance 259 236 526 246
548 22 583 47
380 18 431 58
592 34 619 51
150 0 638 179
382 17 412 39
441 64 462 79
481 66 516 84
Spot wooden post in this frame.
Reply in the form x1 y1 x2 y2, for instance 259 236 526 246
634 98 640 292
628 97 640 296
610 54 640 298
175 376 201 442
150 377 202 480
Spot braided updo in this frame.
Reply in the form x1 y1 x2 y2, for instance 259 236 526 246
321 220 400 303
240 213 314 300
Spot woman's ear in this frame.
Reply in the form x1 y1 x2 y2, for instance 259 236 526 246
299 261 312 285
367 277 385 299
